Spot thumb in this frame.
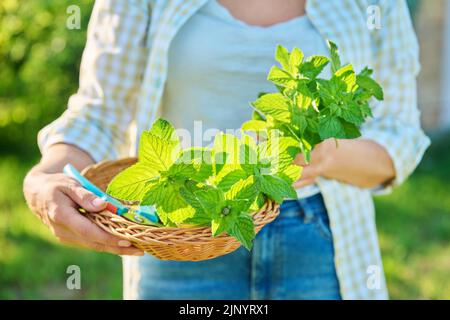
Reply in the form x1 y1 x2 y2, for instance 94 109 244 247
62 182 107 213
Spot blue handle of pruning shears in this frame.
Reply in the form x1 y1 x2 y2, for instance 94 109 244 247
63 164 128 215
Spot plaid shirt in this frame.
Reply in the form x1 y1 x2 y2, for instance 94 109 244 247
38 0 430 299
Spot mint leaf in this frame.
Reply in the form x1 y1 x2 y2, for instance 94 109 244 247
328 40 341 74
107 163 159 201
259 175 297 203
242 120 268 132
195 188 225 214
356 74 384 100
252 93 291 123
275 44 290 71
166 206 196 224
149 118 179 143
179 183 212 225
288 47 304 75
213 133 240 166
228 213 255 250
211 199 251 237
335 64 356 91
224 176 259 205
299 56 329 79
279 164 303 184
267 66 294 87
318 116 344 140
166 162 198 180
216 169 248 192
139 131 178 171
177 147 213 181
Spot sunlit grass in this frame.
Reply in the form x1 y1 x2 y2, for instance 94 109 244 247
0 157 122 299
0 133 449 299
375 133 450 299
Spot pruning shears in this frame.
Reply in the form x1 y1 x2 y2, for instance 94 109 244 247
63 164 159 225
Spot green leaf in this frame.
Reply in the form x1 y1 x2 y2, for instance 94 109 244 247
267 66 294 87
251 110 266 121
299 55 329 79
179 183 212 225
177 147 213 181
288 47 304 75
275 44 290 71
356 74 384 100
296 93 313 110
166 162 198 179
141 181 184 213
228 213 255 250
213 133 240 166
252 93 291 123
341 121 362 139
335 64 356 91
106 163 159 201
328 40 341 74
318 116 345 140
340 104 363 125
166 206 196 224
224 176 259 205
239 134 258 173
211 216 232 236
241 120 268 132
279 164 303 184
149 118 179 143
195 188 225 214
139 131 178 171
211 199 251 237
217 169 249 192
258 136 300 173
259 175 297 203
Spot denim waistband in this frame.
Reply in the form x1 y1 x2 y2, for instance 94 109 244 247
278 193 327 222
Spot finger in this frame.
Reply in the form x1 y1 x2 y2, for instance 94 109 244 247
293 178 316 189
298 165 315 180
61 181 107 212
48 204 133 248
58 236 144 256
294 154 308 166
52 223 144 256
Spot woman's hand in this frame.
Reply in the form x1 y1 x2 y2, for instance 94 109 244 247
293 139 336 189
293 138 396 189
23 144 144 256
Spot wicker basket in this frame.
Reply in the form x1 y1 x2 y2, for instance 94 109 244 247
81 158 280 261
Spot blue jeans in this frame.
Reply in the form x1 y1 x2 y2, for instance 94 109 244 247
136 193 341 299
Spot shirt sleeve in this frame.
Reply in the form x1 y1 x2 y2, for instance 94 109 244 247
38 0 152 162
361 0 431 195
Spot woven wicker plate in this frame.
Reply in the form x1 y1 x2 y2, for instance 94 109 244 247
81 158 280 261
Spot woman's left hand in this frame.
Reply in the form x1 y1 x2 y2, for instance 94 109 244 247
293 139 336 189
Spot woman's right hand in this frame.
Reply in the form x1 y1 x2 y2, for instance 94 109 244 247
23 168 145 256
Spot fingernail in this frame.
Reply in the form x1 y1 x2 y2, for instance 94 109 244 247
92 197 105 207
118 240 132 247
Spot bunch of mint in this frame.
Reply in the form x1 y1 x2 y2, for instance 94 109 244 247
107 119 302 249
243 41 383 162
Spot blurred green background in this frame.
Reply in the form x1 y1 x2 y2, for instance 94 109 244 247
1 0 449 299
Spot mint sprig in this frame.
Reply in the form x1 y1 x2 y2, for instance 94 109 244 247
243 41 383 162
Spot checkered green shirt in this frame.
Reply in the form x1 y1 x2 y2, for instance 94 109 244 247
38 0 430 299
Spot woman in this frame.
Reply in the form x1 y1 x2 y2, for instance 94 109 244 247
23 0 430 299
